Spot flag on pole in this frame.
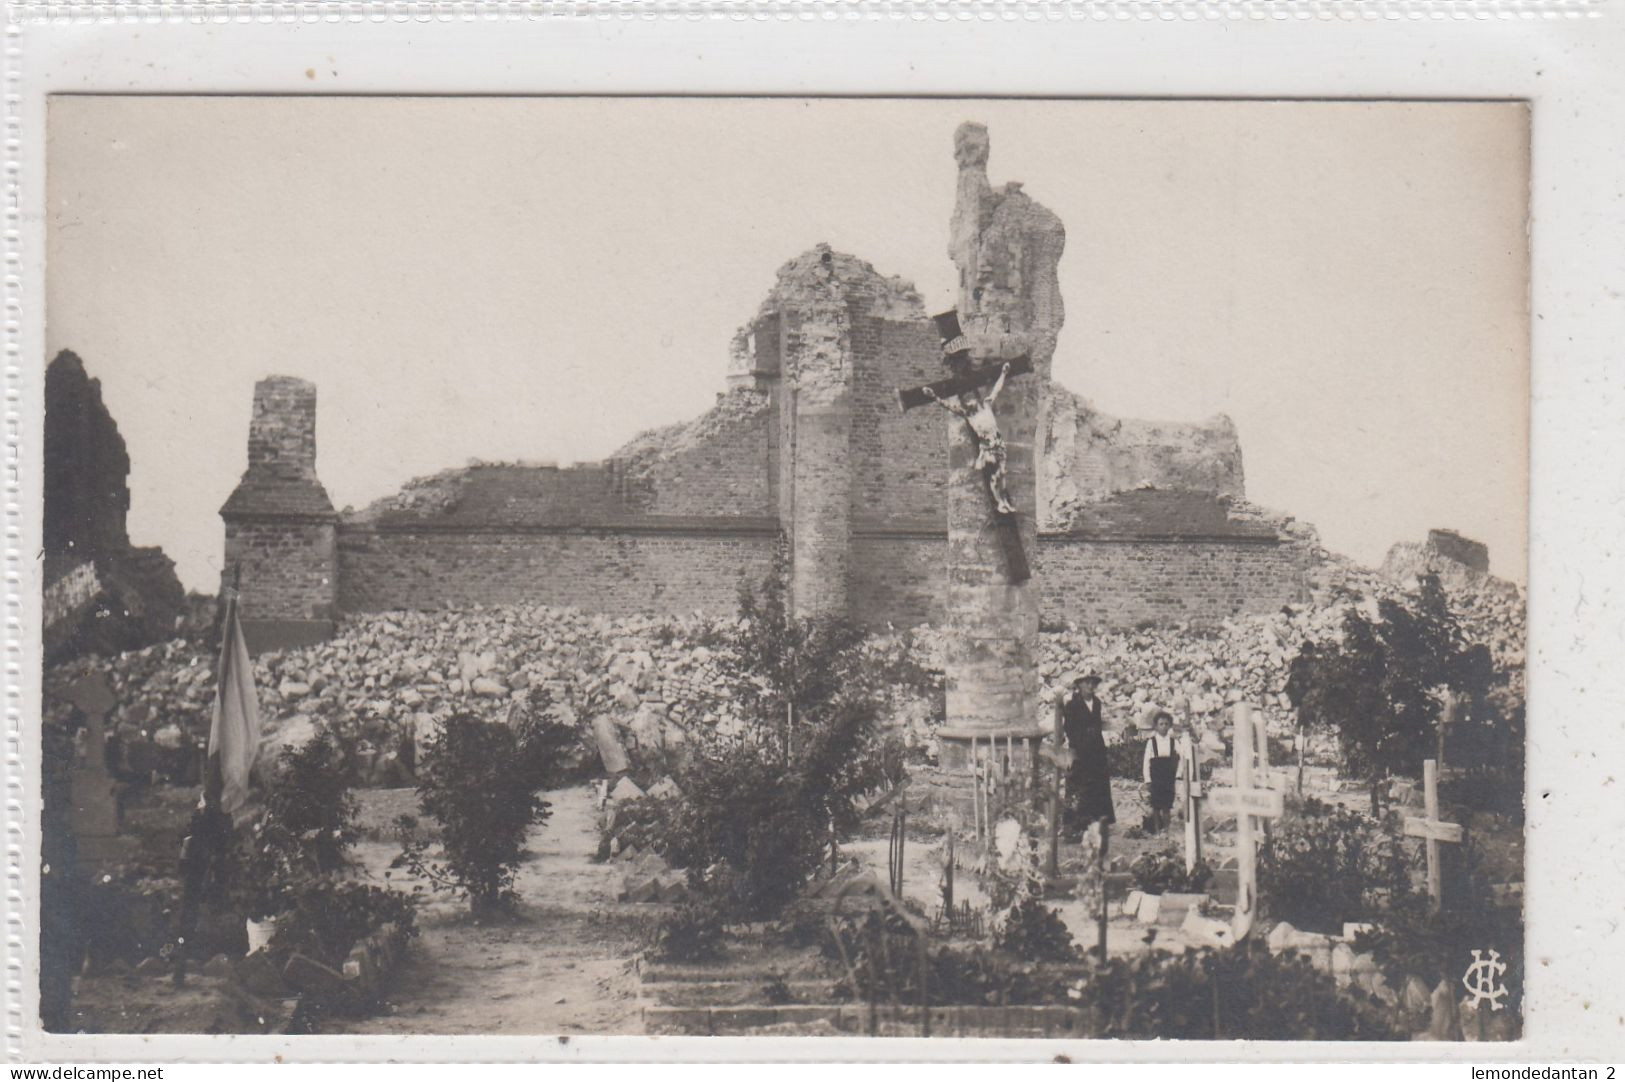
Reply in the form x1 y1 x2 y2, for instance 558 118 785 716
207 584 261 817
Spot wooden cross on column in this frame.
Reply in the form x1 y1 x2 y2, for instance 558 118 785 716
1207 703 1285 940
897 349 1035 585
1403 759 1463 913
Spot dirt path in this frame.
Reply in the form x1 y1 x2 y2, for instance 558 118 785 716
333 784 647 1036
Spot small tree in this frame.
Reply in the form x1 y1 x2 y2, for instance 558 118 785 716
394 713 550 915
652 566 906 919
1285 576 1490 814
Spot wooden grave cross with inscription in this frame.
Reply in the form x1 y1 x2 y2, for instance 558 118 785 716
1207 703 1285 940
1403 758 1463 913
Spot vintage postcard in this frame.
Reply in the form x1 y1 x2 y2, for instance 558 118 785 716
29 92 1538 1050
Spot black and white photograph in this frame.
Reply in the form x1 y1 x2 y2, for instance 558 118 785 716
35 94 1533 1046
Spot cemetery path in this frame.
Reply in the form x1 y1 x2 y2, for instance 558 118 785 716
336 784 646 1036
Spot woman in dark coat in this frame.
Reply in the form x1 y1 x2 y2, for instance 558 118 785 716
1061 672 1115 831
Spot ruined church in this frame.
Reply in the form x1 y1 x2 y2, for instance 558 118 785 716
221 136 1319 650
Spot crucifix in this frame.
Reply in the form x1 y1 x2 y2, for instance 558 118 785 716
1207 703 1284 940
1403 758 1463 913
897 309 1033 584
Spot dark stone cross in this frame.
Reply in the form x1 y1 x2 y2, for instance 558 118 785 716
897 311 1033 584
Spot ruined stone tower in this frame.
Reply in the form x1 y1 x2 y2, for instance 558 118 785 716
936 122 1066 772
220 376 339 649
782 250 857 618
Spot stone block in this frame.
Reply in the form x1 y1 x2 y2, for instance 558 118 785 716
1135 893 1161 925
1180 908 1235 949
1156 893 1208 926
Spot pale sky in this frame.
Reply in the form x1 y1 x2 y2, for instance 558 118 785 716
46 97 1529 593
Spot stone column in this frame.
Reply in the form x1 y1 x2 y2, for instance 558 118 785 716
936 122 1067 787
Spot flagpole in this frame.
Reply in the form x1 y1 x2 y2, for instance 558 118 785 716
202 564 242 813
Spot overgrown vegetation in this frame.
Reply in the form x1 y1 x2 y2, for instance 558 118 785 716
829 909 1399 1040
1285 575 1521 816
643 566 914 922
1128 847 1214 896
1256 798 1414 933
393 713 554 915
992 896 1080 963
237 732 359 919
1354 837 1524 1016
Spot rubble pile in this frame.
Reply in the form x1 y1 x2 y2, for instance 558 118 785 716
1016 559 1526 740
46 557 1522 782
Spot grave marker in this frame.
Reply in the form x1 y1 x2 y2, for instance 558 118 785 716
1181 734 1203 875
1214 703 1284 940
1403 759 1463 912
61 672 129 862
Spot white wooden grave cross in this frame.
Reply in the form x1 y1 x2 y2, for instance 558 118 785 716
1208 703 1285 940
1181 729 1203 875
1403 759 1463 913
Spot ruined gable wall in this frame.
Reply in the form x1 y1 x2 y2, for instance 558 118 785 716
1039 384 1245 530
610 388 775 517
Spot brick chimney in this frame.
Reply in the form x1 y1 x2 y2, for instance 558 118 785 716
220 376 338 644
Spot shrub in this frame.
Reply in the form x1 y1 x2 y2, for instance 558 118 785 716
655 744 831 917
993 896 1080 964
829 921 1400 1039
1354 838 1524 1016
271 882 417 970
1070 943 1402 1040
238 732 360 918
1129 847 1214 896
638 566 898 919
517 686 599 786
393 713 551 915
1256 799 1414 932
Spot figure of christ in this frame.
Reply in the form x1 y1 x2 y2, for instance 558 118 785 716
923 361 1016 516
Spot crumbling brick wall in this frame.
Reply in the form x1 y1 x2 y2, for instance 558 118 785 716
224 248 1320 635
610 389 775 517
336 524 777 616
1037 536 1310 628
223 519 339 621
